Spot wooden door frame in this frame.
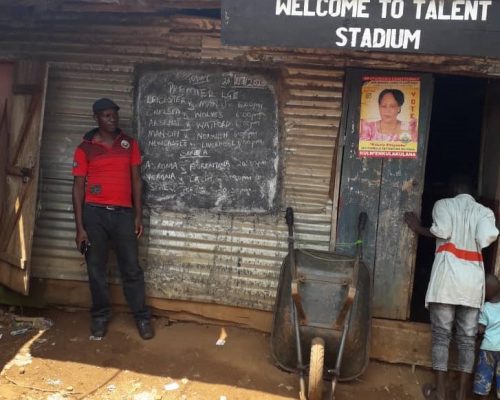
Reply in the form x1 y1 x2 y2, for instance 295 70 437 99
0 62 14 228
329 70 352 251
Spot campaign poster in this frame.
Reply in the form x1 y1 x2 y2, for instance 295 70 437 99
359 76 421 159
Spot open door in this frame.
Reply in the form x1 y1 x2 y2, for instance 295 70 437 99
0 59 48 295
336 69 434 320
480 80 500 276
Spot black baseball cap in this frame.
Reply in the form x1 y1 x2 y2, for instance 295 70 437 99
92 98 120 114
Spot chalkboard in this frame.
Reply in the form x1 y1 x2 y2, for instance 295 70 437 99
137 68 279 213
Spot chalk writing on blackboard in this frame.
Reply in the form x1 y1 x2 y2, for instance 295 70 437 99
137 69 279 213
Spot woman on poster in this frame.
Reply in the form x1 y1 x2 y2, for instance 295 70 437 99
360 88 417 142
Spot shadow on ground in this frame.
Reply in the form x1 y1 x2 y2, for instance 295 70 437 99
0 306 435 400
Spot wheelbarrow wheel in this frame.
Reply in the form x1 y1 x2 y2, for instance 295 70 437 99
308 337 325 400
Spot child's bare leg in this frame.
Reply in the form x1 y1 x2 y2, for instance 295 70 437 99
436 370 447 400
422 372 447 400
456 371 471 400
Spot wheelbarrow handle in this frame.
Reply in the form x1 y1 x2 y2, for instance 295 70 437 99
285 207 297 274
284 207 306 322
285 207 294 228
358 212 368 238
335 211 367 328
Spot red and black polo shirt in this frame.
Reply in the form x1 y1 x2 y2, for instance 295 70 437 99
72 128 141 207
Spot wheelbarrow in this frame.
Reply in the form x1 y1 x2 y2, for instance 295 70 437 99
271 207 371 400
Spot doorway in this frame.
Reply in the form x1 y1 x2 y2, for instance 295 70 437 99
335 69 434 320
410 75 487 322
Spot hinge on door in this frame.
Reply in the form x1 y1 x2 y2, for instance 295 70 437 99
6 165 33 183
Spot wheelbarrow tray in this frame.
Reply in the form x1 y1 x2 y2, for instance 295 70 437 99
271 248 372 381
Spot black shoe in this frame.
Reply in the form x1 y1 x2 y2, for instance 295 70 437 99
90 319 108 338
136 319 154 340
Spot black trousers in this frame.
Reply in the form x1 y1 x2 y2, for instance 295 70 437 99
83 204 150 322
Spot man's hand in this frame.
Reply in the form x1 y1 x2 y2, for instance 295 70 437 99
404 212 435 238
135 216 144 238
75 228 88 250
404 212 421 233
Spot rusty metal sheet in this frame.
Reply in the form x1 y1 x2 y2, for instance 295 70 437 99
0 17 342 310
29 56 339 310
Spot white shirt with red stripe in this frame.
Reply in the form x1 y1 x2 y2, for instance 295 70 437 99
425 194 499 308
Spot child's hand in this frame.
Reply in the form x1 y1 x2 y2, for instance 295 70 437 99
404 212 421 232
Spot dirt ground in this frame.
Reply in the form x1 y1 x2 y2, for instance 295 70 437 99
0 306 433 400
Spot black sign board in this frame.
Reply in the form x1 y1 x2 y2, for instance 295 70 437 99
222 0 500 59
137 68 279 213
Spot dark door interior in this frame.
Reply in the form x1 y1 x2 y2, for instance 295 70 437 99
410 75 487 322
479 80 500 280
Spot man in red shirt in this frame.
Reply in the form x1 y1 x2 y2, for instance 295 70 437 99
72 98 153 340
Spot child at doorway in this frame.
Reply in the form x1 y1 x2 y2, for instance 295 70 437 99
474 274 500 399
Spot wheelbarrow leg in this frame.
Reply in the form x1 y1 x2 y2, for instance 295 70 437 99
292 302 307 400
329 311 351 400
285 208 307 399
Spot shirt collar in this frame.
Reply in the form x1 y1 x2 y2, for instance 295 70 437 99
455 193 474 201
83 128 123 143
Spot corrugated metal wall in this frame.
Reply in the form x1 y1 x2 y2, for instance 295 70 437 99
32 63 135 282
3 12 498 312
0 15 340 311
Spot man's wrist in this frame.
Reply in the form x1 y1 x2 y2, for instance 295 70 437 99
416 226 426 235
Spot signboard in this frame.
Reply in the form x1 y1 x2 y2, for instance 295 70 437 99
222 0 500 59
359 76 421 158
